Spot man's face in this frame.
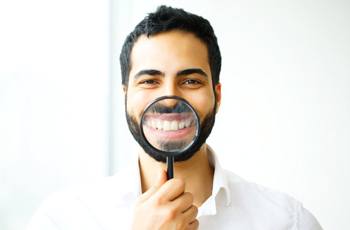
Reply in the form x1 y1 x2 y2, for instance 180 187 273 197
125 30 221 162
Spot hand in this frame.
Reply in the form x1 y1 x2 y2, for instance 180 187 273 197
132 169 199 230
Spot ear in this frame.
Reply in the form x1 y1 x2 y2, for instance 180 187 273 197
214 83 222 113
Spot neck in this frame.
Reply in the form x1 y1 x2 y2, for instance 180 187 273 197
139 144 214 207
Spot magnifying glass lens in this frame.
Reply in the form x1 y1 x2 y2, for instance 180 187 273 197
142 98 198 154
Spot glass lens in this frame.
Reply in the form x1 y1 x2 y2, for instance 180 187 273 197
141 98 199 153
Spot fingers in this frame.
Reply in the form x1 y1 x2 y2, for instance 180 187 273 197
179 207 199 230
133 169 199 230
182 205 198 225
170 192 193 213
187 219 199 230
155 178 185 202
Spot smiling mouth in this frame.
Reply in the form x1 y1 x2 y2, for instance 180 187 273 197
142 113 195 140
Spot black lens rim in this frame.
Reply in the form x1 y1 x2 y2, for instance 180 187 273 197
140 95 200 157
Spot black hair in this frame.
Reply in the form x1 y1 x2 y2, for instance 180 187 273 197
119 5 221 86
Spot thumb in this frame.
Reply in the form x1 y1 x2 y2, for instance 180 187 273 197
139 169 167 202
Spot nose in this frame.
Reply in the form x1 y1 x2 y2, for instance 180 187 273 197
161 98 178 109
162 79 179 97
159 80 181 108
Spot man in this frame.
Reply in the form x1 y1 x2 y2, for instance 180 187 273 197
28 6 323 230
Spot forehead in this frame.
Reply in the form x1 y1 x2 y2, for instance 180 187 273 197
129 30 211 78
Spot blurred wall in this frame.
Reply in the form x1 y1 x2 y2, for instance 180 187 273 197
0 0 110 229
112 1 350 230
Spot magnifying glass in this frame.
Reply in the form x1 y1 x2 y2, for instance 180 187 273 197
140 96 200 180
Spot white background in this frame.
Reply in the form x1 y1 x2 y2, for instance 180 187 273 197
0 0 110 229
1 0 349 229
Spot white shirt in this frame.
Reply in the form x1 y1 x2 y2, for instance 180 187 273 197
27 148 323 230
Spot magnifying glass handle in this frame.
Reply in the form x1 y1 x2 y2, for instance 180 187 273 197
166 156 174 180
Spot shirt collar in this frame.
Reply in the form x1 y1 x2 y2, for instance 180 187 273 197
198 145 231 216
207 145 232 206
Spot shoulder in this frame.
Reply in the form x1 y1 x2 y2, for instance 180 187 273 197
223 170 323 229
225 170 297 210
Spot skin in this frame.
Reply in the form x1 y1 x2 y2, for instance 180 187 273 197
125 30 222 230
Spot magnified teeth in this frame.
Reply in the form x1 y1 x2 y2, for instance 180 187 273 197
179 121 185 129
147 119 192 131
185 119 191 128
163 121 171 131
170 121 178 130
156 120 162 130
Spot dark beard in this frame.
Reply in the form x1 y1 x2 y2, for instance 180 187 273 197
125 101 216 163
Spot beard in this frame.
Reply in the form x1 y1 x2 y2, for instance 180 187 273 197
125 99 216 163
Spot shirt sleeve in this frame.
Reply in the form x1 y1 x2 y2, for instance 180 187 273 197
297 204 323 230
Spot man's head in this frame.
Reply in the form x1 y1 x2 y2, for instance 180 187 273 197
120 5 222 162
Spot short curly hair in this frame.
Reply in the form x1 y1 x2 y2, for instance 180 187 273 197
119 5 221 87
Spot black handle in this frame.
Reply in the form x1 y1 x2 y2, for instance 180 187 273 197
166 156 174 180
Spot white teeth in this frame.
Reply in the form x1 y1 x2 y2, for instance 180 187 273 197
185 119 191 128
170 121 178 131
179 121 185 129
163 121 171 131
156 120 162 130
148 119 192 131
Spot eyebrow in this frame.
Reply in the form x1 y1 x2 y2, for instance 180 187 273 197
134 69 163 79
133 68 208 80
177 68 208 78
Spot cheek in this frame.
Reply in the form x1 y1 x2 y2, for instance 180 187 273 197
126 90 153 118
188 91 215 120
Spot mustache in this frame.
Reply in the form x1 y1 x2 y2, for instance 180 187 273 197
148 102 192 114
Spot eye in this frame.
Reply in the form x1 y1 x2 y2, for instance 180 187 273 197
138 79 160 88
141 79 157 84
181 79 203 88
